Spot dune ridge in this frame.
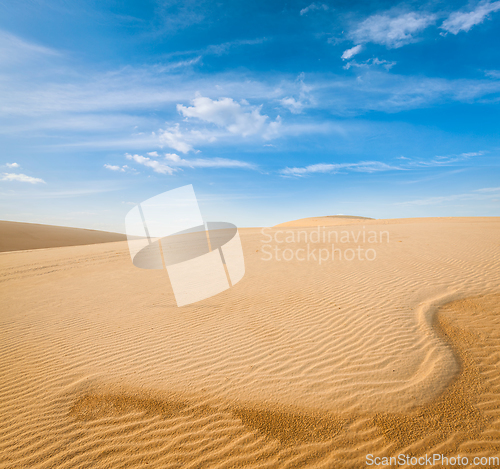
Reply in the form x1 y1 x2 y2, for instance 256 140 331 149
0 220 126 253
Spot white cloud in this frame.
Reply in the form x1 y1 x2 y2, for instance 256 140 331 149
300 3 328 15
177 95 271 137
342 44 363 60
441 0 500 34
104 164 125 172
158 124 193 153
164 153 256 169
351 11 436 48
165 153 181 162
280 160 402 176
147 151 159 157
280 97 304 114
264 115 282 139
125 153 175 175
126 152 256 172
279 73 314 114
1 172 45 184
6 162 20 168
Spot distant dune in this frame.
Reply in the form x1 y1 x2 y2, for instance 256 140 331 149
0 220 126 252
274 215 375 227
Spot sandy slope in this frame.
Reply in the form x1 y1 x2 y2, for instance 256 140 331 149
0 217 499 468
0 220 126 253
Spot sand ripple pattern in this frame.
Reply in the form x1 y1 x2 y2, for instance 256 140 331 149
1 218 499 467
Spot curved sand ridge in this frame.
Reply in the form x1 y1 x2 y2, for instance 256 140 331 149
1 217 500 467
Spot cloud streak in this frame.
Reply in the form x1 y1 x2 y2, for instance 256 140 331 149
164 153 257 169
300 3 328 16
280 151 484 177
350 11 436 48
280 160 402 176
396 187 500 205
441 0 500 34
1 173 45 184
125 153 175 175
124 152 257 174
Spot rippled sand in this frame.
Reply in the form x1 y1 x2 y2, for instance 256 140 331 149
1 217 499 467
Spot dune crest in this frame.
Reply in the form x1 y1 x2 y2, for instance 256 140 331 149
274 215 374 227
0 220 126 253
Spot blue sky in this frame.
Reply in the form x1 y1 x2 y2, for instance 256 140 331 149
0 0 499 231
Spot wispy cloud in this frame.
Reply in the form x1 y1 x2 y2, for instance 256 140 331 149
0 29 60 65
406 151 483 167
125 153 175 175
122 151 256 174
441 0 500 34
6 162 20 168
300 3 328 16
279 73 313 114
154 0 207 34
2 37 500 132
104 164 125 172
396 187 500 205
280 160 402 177
1 172 45 184
158 37 268 63
204 38 268 56
350 11 436 48
164 153 257 169
280 151 484 177
343 57 396 70
342 44 363 60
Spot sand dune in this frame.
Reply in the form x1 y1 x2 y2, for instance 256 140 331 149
1 217 500 467
274 215 374 227
0 220 126 253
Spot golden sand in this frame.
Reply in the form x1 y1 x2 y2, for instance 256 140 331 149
1 217 499 467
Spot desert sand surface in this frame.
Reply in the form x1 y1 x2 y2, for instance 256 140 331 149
1 217 500 468
0 220 126 253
